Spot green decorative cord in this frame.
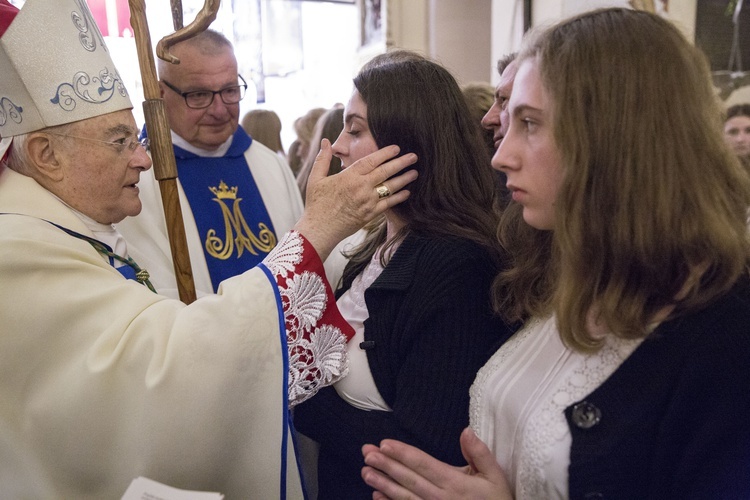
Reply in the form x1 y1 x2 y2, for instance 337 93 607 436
0 214 156 293
82 236 157 293
53 224 157 293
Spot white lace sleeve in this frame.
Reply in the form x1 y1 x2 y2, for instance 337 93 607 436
263 231 352 406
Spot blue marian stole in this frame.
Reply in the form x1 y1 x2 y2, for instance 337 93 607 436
174 128 277 292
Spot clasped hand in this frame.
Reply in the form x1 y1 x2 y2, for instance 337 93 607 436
361 427 514 500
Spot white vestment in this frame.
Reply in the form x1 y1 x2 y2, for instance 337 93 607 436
0 167 349 499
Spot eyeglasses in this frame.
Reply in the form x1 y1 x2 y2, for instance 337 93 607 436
45 132 149 154
161 75 248 109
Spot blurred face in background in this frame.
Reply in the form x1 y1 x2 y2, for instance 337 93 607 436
482 59 518 151
724 114 750 159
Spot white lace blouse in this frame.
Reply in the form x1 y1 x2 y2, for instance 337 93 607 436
469 315 644 499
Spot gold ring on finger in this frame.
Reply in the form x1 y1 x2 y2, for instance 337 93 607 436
375 183 391 199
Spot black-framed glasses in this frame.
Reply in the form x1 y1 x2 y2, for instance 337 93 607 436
161 75 248 109
45 132 149 154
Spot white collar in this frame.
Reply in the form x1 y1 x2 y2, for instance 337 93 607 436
52 195 129 258
171 130 233 157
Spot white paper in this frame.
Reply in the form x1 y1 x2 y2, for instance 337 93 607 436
121 477 224 500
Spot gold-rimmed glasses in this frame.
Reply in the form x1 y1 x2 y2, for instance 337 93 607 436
45 132 150 154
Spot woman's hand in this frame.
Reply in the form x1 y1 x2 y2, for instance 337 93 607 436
295 139 418 261
361 427 514 500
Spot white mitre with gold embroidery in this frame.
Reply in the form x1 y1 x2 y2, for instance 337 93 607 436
0 0 132 140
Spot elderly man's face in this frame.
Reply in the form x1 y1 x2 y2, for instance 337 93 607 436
481 59 518 151
160 43 241 151
51 110 152 224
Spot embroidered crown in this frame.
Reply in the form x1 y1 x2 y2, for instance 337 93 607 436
209 181 238 200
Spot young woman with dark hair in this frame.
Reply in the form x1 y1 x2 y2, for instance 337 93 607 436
294 51 514 499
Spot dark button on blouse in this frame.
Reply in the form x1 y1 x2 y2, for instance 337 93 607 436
571 401 602 429
359 340 376 350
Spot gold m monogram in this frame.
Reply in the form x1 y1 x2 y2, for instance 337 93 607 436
205 182 277 260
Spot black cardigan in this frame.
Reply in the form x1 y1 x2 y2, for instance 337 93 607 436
294 233 514 499
565 277 750 499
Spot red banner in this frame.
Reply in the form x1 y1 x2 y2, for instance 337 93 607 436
87 0 133 37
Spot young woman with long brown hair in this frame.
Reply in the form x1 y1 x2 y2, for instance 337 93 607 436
361 9 750 499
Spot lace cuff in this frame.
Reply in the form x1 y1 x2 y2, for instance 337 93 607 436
263 231 353 406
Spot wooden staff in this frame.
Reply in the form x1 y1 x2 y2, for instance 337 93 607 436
170 0 183 30
127 0 219 303
155 1 219 64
